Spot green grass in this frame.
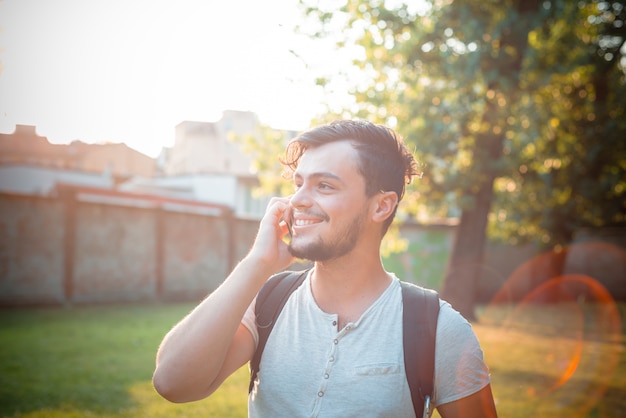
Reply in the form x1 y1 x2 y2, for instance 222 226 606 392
0 302 624 417
477 302 626 418
0 304 249 418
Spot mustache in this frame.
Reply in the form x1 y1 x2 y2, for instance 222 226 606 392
293 210 330 223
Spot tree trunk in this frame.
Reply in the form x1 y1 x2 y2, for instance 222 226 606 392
440 173 495 321
440 0 542 320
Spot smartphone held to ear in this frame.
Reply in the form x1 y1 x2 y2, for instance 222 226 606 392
281 209 293 239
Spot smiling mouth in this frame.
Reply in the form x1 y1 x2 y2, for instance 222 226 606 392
294 219 322 227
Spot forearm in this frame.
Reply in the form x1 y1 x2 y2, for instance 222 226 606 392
153 196 294 402
153 257 274 402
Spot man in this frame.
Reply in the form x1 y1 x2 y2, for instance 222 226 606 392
153 120 497 417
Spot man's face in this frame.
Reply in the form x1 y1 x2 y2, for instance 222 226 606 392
287 140 371 262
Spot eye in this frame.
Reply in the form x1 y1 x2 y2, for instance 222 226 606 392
318 182 334 190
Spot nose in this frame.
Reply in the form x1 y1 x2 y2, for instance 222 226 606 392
289 185 313 209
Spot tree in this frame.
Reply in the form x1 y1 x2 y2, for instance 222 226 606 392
299 0 626 318
234 125 297 197
489 0 626 249
301 0 545 319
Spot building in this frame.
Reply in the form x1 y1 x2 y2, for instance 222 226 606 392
118 173 267 218
162 110 259 176
0 165 114 196
0 124 156 179
150 110 298 218
0 113 295 218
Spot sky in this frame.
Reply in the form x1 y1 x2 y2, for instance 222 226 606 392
0 0 353 157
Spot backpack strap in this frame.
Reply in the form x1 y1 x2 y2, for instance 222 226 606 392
248 271 441 417
401 281 440 417
248 269 309 393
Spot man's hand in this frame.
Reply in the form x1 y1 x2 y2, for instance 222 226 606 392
246 196 295 272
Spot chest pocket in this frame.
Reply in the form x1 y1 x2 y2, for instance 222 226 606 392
354 363 402 376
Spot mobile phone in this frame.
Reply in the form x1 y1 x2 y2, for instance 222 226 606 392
282 208 293 239
423 395 431 418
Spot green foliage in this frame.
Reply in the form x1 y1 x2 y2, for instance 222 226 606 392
491 0 626 247
232 125 295 197
383 229 451 289
299 0 626 249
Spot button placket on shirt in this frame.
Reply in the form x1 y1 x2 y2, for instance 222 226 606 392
314 320 356 408
312 319 342 413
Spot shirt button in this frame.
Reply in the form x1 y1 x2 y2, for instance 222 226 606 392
318 391 324 397
324 373 329 379
333 339 338 344
332 320 337 326
329 356 334 362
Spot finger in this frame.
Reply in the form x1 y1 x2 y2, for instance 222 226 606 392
278 219 292 238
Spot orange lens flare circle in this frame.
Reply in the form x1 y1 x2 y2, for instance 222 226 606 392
490 274 621 417
522 275 618 390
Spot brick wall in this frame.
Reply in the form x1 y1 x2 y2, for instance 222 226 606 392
0 193 256 305
72 202 158 303
0 195 65 304
0 192 623 306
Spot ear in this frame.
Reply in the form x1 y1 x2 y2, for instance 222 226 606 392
371 191 398 224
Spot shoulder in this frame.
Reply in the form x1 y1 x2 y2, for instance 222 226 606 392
434 300 491 406
437 300 472 330
436 300 482 355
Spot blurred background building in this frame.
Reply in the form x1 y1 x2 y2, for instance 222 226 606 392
0 110 285 218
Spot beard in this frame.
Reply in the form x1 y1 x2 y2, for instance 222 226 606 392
288 209 367 262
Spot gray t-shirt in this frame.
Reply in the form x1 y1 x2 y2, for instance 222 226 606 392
242 273 490 417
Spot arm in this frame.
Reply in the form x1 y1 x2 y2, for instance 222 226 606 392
433 303 497 418
152 197 294 403
437 384 497 418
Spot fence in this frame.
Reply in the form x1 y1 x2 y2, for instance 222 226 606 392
1 189 624 306
0 188 257 305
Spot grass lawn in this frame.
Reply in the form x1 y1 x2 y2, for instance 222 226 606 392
0 301 624 417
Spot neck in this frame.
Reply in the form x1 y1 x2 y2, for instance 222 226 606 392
310 249 392 322
314 234 389 286
313 257 387 290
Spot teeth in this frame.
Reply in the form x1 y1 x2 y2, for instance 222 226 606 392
294 219 318 226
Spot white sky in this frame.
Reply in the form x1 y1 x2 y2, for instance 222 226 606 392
0 0 354 157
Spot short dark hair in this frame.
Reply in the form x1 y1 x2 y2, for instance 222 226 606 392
281 119 420 234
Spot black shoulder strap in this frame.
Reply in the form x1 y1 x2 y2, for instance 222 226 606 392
248 269 309 393
401 281 440 417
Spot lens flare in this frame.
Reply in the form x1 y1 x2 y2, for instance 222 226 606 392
483 241 624 417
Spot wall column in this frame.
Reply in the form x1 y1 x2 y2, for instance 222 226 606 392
155 207 165 300
62 188 76 303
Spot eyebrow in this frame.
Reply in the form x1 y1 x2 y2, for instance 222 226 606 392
293 171 346 185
